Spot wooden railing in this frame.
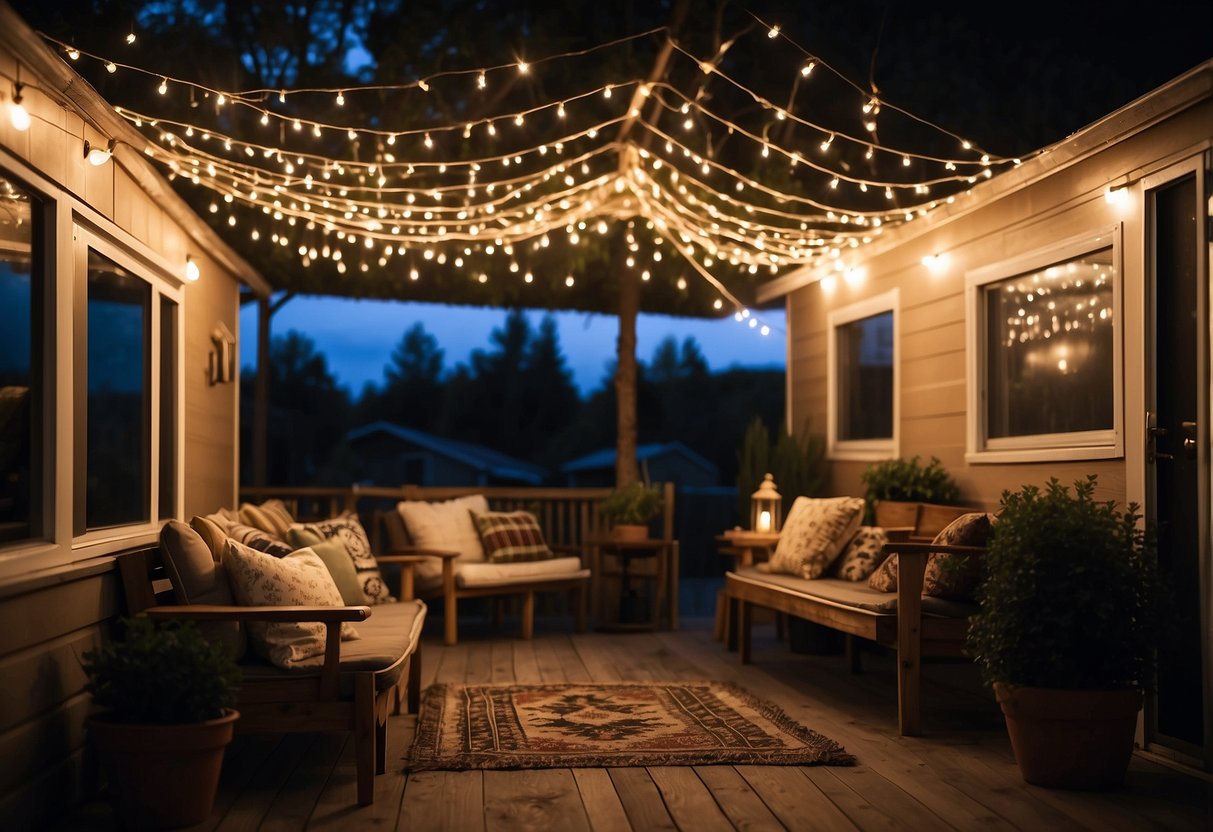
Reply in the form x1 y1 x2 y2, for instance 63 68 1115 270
238 483 677 551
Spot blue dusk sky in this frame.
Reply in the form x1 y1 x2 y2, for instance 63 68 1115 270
239 297 786 398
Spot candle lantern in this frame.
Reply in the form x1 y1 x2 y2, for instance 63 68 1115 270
750 473 782 533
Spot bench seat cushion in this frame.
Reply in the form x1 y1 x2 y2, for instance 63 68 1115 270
455 556 589 589
238 599 427 694
733 566 976 618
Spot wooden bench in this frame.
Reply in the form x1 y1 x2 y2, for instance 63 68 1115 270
117 546 425 806
724 503 985 737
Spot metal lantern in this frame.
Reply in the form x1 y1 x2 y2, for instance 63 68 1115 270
750 473 782 533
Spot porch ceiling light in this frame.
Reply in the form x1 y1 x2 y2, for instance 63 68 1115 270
84 138 117 166
9 82 30 132
184 255 201 282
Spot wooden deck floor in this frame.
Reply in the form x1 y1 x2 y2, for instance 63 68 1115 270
65 618 1213 831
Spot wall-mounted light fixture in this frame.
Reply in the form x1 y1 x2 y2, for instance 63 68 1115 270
1104 186 1129 206
83 138 116 166
184 255 201 283
921 253 951 273
8 82 30 132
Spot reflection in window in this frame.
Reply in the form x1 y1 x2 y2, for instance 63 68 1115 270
159 297 177 520
984 248 1114 438
0 173 40 544
87 250 150 529
837 311 894 441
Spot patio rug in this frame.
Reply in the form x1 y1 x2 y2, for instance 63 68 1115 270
405 681 855 770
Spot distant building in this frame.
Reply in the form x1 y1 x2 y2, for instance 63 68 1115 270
345 421 547 486
560 442 720 487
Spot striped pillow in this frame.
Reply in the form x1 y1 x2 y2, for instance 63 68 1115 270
471 510 558 563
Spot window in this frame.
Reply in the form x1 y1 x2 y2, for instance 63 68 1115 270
0 172 44 545
967 229 1122 462
84 249 151 530
828 290 899 460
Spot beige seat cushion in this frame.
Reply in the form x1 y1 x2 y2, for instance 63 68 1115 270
768 496 865 579
455 556 589 588
224 539 360 669
159 520 245 659
396 495 490 583
735 566 975 618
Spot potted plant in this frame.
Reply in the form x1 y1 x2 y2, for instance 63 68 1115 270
601 481 664 541
967 476 1162 789
84 617 241 828
861 455 959 526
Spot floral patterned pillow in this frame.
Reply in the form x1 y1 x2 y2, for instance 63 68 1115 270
867 549 899 592
923 513 994 600
288 512 394 604
768 496 865 579
831 526 889 581
223 539 360 669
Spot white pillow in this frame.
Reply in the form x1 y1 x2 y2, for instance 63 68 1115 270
224 539 360 669
396 494 490 582
768 496 865 579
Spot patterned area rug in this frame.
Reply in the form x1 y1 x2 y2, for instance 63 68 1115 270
406 681 855 770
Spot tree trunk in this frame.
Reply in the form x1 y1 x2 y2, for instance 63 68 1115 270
615 238 640 488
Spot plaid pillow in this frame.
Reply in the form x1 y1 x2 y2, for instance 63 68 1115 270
471 510 558 563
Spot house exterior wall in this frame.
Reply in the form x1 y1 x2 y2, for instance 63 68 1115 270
0 20 256 825
784 82 1212 512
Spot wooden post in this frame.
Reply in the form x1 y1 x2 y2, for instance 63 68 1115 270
615 244 640 488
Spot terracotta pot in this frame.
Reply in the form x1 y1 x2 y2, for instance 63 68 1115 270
612 524 650 542
994 683 1142 790
89 709 239 829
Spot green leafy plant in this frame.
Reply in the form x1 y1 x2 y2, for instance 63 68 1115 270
860 455 959 522
84 617 240 724
967 476 1162 690
736 417 826 520
601 481 664 526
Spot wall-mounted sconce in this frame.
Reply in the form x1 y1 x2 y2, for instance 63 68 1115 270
921 253 951 273
184 255 201 283
1104 186 1129 206
8 82 30 132
844 266 865 287
83 138 116 166
209 322 236 385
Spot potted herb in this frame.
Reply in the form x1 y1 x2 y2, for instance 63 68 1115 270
861 455 959 526
967 476 1161 789
84 617 241 828
601 481 664 541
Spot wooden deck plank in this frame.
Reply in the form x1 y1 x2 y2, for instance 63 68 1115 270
465 641 494 684
490 639 515 684
692 766 787 832
735 766 859 832
646 766 734 832
606 768 678 831
258 733 343 831
570 769 633 832
212 733 314 832
483 769 592 832
400 770 485 832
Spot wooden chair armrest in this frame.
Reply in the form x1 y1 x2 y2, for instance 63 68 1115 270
385 545 460 560
549 544 584 557
884 526 915 542
882 541 986 557
142 604 371 623
375 554 430 565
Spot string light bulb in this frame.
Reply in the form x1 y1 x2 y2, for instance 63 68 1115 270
83 138 116 166
157 77 168 95
183 255 201 282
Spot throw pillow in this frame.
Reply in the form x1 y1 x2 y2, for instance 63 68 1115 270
768 496 865 579
868 551 898 592
831 526 889 581
223 539 359 669
190 514 229 561
471 510 558 563
396 494 490 582
239 502 282 539
258 499 295 539
159 520 245 659
923 513 994 600
310 537 369 605
228 522 294 558
287 512 394 604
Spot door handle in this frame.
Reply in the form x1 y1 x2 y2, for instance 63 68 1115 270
1147 411 1172 463
1182 420 1198 460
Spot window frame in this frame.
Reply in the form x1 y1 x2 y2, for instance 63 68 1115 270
965 226 1124 464
826 288 900 461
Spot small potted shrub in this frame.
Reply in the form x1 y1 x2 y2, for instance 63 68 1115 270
84 617 241 828
967 476 1161 789
601 481 664 541
861 455 959 526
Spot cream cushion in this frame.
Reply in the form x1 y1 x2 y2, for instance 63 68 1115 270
159 520 245 659
396 494 490 582
455 556 589 588
224 539 360 669
768 496 865 579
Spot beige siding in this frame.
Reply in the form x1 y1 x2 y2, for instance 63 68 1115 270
788 95 1213 511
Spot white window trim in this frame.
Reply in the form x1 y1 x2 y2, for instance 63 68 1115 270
965 226 1124 464
827 288 900 461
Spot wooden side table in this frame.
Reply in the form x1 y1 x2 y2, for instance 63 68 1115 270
588 537 678 631
714 530 780 641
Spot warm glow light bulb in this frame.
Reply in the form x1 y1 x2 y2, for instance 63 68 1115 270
184 256 200 282
9 87 30 132
157 78 167 95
